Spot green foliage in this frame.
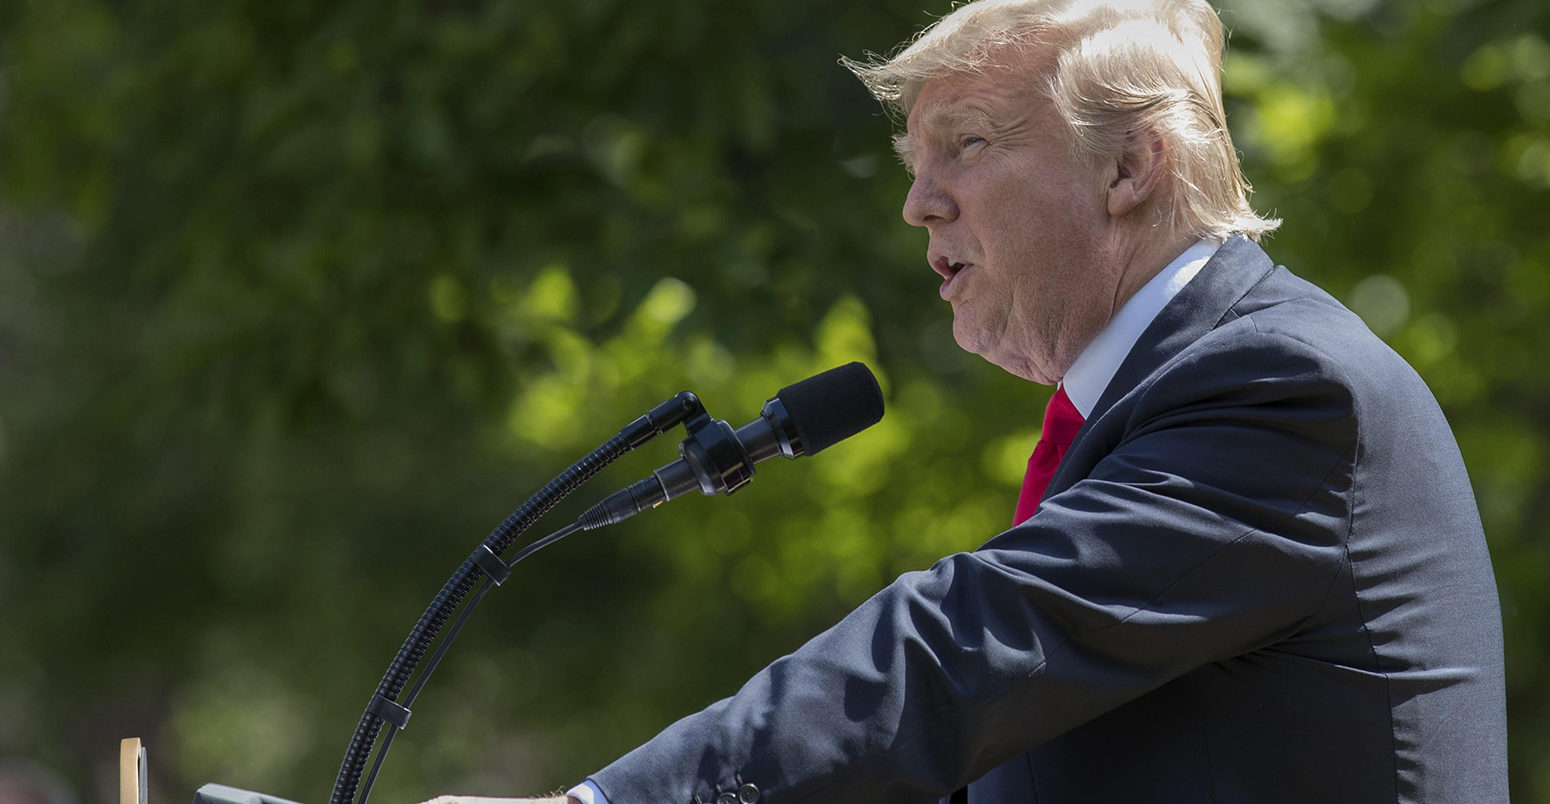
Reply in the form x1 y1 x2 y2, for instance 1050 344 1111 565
1 0 1546 801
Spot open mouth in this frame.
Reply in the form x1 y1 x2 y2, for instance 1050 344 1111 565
933 255 966 281
934 257 968 297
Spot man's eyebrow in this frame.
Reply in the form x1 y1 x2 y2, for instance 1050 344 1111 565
920 105 996 137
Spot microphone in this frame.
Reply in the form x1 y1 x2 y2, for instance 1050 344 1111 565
578 362 884 530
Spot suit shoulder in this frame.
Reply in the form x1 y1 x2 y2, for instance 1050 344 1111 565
1223 268 1432 397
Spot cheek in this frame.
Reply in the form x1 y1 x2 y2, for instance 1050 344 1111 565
995 172 1086 225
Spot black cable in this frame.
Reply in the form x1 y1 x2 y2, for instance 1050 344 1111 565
357 720 399 804
505 520 582 567
355 517 587 803
330 437 630 804
356 574 498 804
332 390 704 804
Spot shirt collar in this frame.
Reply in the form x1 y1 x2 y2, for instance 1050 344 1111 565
1061 238 1221 418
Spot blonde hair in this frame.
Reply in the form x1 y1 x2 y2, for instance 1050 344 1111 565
843 0 1279 241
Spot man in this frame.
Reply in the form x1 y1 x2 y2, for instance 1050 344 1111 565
442 0 1508 801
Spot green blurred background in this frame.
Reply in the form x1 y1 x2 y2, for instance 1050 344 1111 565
2 0 1546 801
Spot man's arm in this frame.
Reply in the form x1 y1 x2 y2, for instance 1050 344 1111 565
584 329 1359 804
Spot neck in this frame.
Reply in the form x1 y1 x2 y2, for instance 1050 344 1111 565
1106 227 1198 322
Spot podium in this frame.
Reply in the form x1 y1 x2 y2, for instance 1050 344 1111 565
119 739 306 804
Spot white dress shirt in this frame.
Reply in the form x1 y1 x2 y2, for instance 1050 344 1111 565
565 239 1220 804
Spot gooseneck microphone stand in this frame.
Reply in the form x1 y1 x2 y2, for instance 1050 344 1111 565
327 391 704 804
320 361 884 804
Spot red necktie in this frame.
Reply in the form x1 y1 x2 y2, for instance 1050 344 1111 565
1013 386 1085 525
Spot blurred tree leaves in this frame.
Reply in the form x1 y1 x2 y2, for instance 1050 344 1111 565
2 0 1548 802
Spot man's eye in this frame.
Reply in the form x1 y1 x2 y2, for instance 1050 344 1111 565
960 136 986 149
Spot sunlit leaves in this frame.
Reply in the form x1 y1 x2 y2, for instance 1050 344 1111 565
4 0 1550 801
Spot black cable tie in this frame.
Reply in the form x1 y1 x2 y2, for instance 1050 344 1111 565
471 544 511 586
367 694 412 730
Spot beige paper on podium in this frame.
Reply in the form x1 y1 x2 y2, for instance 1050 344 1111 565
120 739 148 804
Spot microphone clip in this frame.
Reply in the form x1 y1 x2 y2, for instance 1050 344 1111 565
678 409 756 497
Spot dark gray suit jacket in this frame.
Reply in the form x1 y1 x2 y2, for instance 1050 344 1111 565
589 237 1508 803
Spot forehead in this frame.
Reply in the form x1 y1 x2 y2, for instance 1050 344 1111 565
907 68 1026 133
906 40 1055 135
895 60 1050 167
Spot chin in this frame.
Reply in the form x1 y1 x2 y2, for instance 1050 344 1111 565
951 315 998 356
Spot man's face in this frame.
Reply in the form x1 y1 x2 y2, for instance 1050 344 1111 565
899 47 1124 385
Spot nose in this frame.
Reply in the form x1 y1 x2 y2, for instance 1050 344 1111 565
902 169 957 228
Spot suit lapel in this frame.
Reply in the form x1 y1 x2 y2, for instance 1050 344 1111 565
1087 235 1278 424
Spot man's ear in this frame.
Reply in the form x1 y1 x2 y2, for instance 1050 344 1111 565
1106 129 1167 219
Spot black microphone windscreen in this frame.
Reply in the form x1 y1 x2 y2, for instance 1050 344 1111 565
776 362 885 455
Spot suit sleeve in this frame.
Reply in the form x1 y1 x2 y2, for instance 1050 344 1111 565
588 326 1359 804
